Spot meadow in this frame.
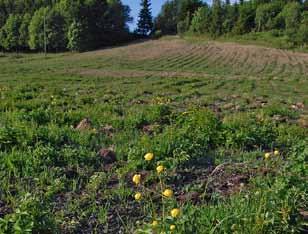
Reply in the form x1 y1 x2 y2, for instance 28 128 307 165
0 37 307 233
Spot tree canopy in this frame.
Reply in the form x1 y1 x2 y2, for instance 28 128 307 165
0 0 132 52
154 0 308 47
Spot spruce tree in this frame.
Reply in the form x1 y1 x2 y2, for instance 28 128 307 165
136 0 153 36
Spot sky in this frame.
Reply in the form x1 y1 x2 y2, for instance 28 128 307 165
122 0 167 30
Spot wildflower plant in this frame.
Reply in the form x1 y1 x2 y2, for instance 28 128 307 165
134 153 183 233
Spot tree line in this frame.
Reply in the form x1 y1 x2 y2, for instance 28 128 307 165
0 0 133 52
155 0 308 46
2 0 307 52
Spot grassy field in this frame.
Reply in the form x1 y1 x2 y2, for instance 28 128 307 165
0 37 307 233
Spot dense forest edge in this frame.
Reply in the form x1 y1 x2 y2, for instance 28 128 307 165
155 0 308 50
1 0 308 53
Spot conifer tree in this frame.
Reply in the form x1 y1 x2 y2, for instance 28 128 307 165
136 0 153 36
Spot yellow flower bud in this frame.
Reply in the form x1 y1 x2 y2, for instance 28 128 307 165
144 153 154 161
264 152 271 160
231 224 237 231
170 208 180 218
170 225 176 231
152 220 158 227
156 165 164 174
162 189 173 198
274 150 280 156
134 192 142 201
132 174 141 185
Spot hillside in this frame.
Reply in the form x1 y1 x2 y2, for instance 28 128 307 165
0 38 307 233
72 37 308 76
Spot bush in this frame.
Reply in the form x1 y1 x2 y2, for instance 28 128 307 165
222 113 276 150
128 109 221 168
0 193 57 233
152 30 162 39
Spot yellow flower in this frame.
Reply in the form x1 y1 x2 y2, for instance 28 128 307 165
170 208 180 218
156 165 164 174
152 220 158 227
144 153 154 161
132 174 141 185
134 192 142 201
274 150 280 156
264 152 271 160
170 225 176 231
162 189 173 198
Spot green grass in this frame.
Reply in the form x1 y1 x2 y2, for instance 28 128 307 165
185 31 308 52
0 38 307 233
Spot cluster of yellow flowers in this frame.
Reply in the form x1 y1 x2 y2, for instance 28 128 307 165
50 95 57 106
0 86 9 92
152 97 171 105
132 152 181 232
264 150 280 160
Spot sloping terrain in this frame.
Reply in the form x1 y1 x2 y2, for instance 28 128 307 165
0 37 307 234
70 37 308 77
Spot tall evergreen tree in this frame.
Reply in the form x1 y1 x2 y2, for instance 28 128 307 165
136 0 153 36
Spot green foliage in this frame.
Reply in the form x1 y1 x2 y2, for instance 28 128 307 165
154 0 179 34
211 0 224 37
0 27 5 50
0 193 56 233
0 0 132 52
281 2 301 44
29 7 67 51
18 14 31 50
67 21 86 52
181 0 308 48
297 12 308 45
28 7 48 50
177 15 191 35
233 2 256 35
0 14 22 51
46 9 67 51
178 0 203 23
190 6 211 34
255 3 281 32
222 2 239 34
153 30 163 39
155 0 203 35
0 37 307 233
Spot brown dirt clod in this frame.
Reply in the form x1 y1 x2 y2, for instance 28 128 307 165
76 118 92 131
99 149 117 164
